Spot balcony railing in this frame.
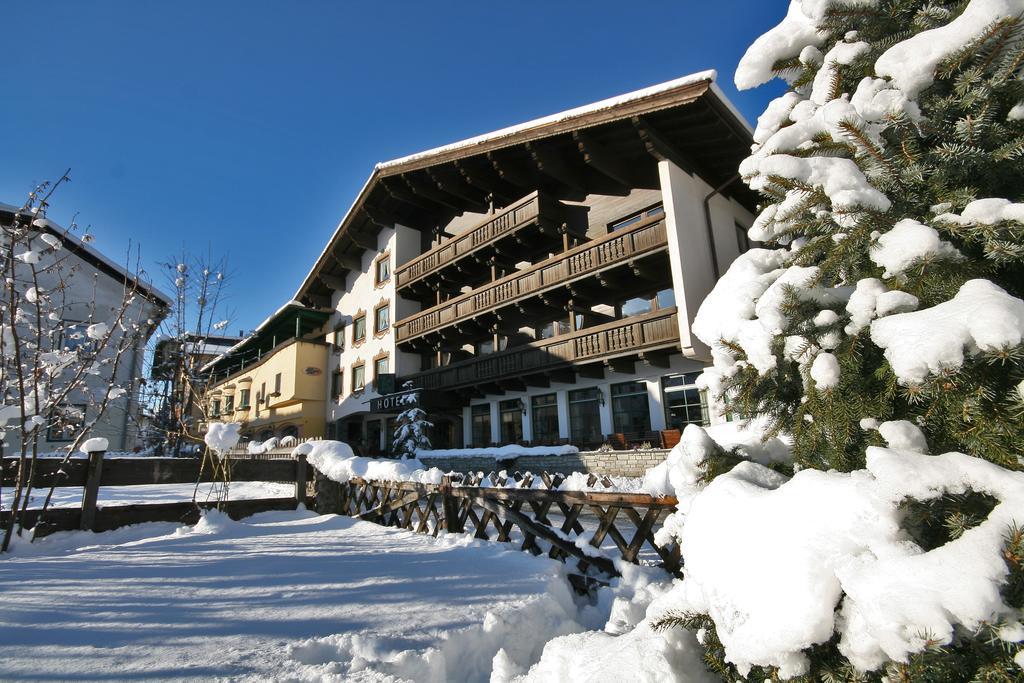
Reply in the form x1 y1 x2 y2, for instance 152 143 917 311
395 216 668 344
402 308 679 392
394 191 565 291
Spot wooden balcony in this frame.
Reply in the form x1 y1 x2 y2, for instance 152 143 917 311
394 191 579 295
402 308 679 392
394 215 668 345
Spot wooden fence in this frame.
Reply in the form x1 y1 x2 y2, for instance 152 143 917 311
323 470 681 581
1 451 313 537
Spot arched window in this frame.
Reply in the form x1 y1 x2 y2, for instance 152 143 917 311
281 425 299 439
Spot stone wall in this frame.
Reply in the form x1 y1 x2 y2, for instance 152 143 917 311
418 449 670 478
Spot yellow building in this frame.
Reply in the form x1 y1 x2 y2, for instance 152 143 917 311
203 304 331 441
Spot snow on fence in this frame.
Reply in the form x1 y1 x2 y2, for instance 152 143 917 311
317 469 681 582
0 449 314 537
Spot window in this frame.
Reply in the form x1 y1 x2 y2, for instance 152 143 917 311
611 381 651 434
385 417 397 454
531 394 559 444
238 389 251 409
351 363 365 392
736 221 751 254
60 322 91 352
353 315 366 344
375 254 391 286
274 373 282 395
476 336 508 355
374 303 390 334
620 296 653 318
366 419 382 455
471 404 491 447
662 372 710 430
224 395 234 413
373 356 390 393
656 288 676 310
211 399 221 417
569 388 603 446
46 404 86 442
608 204 665 232
331 370 343 399
536 317 579 340
333 325 345 350
499 399 523 444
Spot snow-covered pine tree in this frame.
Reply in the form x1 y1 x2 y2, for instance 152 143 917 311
392 384 432 459
676 0 1024 679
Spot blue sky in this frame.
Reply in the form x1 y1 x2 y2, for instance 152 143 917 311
1 1 786 333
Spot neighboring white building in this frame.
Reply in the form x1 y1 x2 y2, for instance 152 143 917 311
284 71 757 454
0 203 171 454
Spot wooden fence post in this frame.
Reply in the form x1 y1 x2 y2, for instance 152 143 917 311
441 475 463 533
295 452 308 507
80 448 106 531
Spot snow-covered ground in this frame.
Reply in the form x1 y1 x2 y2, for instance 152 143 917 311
2 481 293 509
0 510 619 682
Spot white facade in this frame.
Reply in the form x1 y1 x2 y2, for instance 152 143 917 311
1 218 169 455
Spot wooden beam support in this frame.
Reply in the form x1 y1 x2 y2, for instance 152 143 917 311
347 231 378 251
317 273 348 291
487 152 536 189
631 116 699 174
497 378 527 393
640 350 671 369
523 373 550 388
548 368 576 384
525 141 587 193
605 356 636 375
403 172 478 213
573 131 644 189
426 166 492 210
479 382 505 396
380 177 444 213
453 159 519 205
577 362 604 380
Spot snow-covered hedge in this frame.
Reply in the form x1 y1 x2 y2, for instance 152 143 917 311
293 440 444 485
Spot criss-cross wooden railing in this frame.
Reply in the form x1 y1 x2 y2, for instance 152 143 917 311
328 470 680 579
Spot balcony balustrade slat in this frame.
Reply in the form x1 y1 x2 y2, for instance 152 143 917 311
395 218 668 343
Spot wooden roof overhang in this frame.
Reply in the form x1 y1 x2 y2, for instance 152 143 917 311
295 76 756 308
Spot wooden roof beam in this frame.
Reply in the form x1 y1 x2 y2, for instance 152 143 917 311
631 116 699 175
525 141 588 193
380 177 444 213
572 131 645 189
453 160 521 206
487 152 537 189
403 172 479 213
425 166 492 210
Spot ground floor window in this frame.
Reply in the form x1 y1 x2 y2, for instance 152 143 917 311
531 394 559 444
385 417 396 454
568 388 602 446
499 399 523 444
366 419 382 456
611 381 651 434
662 372 709 429
471 404 491 447
47 404 86 442
282 425 299 439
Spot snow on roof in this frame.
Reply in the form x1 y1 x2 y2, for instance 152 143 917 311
200 299 305 371
0 202 173 307
292 70 742 304
377 70 719 171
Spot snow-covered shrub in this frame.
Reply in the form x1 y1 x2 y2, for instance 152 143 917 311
392 406 432 459
653 1 1024 679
